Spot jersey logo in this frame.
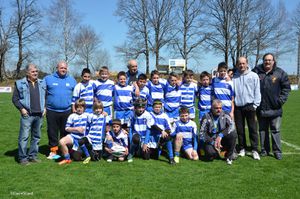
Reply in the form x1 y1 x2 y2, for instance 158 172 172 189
272 76 277 84
66 83 70 86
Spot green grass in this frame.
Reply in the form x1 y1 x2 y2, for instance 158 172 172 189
1 92 300 199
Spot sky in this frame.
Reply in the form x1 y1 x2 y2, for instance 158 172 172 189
2 0 300 74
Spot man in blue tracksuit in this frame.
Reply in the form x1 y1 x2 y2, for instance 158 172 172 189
253 53 290 160
44 61 77 159
233 56 261 160
12 64 46 165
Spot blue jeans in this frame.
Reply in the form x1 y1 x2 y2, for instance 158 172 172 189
18 115 43 162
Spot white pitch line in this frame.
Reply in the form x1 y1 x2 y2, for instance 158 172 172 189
282 152 300 155
282 140 300 150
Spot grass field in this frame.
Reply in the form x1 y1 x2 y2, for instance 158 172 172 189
0 92 300 199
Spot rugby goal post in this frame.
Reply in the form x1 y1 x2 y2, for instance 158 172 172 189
169 59 186 74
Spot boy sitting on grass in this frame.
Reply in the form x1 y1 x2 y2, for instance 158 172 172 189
78 101 108 163
171 107 198 163
58 99 90 165
104 119 129 162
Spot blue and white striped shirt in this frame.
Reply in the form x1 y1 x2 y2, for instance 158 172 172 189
171 119 198 150
150 111 171 135
131 111 154 138
65 113 89 140
72 80 96 113
133 86 150 101
113 84 134 111
164 82 181 112
94 79 114 107
198 85 212 111
180 82 198 108
147 80 166 105
86 113 106 150
212 77 234 113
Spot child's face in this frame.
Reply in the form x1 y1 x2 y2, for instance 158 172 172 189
169 76 178 86
135 106 145 116
151 74 160 85
82 73 91 83
118 75 127 86
112 124 121 133
184 76 193 84
94 107 103 115
153 104 162 114
201 76 210 86
100 70 109 81
218 68 227 78
76 106 85 115
180 112 189 123
137 79 146 88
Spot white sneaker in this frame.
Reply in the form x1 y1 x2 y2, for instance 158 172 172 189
252 151 260 160
238 149 245 157
107 159 112 163
47 152 58 160
226 158 233 165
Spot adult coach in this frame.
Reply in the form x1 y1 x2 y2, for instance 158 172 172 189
12 64 46 165
44 61 77 159
253 53 291 160
126 59 141 85
233 56 261 160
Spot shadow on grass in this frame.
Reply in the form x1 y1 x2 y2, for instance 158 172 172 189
4 144 50 162
4 148 18 162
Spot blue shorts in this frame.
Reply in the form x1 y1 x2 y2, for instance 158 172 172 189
165 109 179 123
199 109 210 121
115 110 133 126
104 106 112 118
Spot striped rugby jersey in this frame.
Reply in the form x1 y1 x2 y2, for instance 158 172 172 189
94 79 114 107
113 84 134 111
212 77 234 113
72 80 96 113
87 113 107 150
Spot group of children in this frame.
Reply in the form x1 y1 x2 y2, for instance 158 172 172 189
57 63 235 165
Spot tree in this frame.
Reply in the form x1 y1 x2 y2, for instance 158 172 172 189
206 0 235 66
0 8 14 81
147 0 176 68
45 0 80 64
13 0 41 78
115 0 151 74
170 0 208 68
292 2 300 82
75 25 101 69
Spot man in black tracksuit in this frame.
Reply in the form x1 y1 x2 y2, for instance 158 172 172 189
252 53 291 160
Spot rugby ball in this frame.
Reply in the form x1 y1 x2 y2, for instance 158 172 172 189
111 145 126 157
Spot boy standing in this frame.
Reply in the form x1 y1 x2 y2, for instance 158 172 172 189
212 62 234 118
164 72 181 124
113 71 134 126
94 66 115 118
180 70 198 119
72 68 95 114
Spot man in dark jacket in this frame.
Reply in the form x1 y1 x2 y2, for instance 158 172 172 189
199 99 237 165
252 53 291 160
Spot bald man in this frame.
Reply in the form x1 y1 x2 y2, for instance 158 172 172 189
126 59 141 85
233 56 261 160
44 61 77 159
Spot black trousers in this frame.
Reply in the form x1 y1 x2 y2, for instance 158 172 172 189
234 106 258 151
204 131 237 160
46 109 71 147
